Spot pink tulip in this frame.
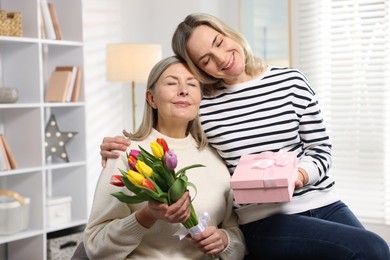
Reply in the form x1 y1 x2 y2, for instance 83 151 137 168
165 150 177 170
129 149 141 158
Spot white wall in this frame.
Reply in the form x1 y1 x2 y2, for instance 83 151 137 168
121 0 240 57
83 0 124 211
83 0 240 212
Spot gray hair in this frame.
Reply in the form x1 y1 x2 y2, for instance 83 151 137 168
123 56 208 149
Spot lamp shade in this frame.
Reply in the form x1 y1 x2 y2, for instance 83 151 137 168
106 44 162 83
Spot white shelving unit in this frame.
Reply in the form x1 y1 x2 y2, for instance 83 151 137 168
0 0 87 259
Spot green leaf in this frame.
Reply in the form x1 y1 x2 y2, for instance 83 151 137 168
154 163 175 186
184 180 197 201
111 191 147 204
118 168 128 177
151 171 170 191
141 187 168 204
168 178 186 204
176 164 205 177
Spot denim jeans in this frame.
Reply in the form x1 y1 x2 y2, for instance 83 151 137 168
240 201 390 260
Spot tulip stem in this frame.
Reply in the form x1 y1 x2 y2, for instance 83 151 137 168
182 203 198 229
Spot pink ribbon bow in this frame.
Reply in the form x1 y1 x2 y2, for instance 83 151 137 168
252 151 291 169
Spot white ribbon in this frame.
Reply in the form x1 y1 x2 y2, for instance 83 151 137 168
174 212 211 240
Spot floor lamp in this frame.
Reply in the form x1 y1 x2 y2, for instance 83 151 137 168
106 44 162 132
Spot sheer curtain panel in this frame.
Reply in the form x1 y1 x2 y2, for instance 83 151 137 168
290 0 390 224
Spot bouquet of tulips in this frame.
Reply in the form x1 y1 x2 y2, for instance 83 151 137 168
110 138 205 232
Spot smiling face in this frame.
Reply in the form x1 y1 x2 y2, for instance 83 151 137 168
186 25 247 85
147 63 202 137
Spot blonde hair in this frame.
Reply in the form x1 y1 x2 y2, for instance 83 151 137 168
123 56 208 149
172 13 266 96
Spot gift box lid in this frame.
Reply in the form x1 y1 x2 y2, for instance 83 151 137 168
231 151 297 189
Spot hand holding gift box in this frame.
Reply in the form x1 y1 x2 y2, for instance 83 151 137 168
231 151 298 204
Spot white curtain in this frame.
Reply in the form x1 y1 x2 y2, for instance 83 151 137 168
290 0 390 224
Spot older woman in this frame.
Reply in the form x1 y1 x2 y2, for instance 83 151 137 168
84 56 245 260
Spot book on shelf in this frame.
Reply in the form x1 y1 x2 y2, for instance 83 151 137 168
71 67 82 102
0 134 17 171
40 10 46 39
48 3 63 40
0 135 10 171
56 66 77 102
40 0 56 40
55 66 82 102
45 70 72 102
45 66 82 102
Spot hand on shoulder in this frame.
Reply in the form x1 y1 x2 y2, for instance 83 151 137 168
100 135 131 167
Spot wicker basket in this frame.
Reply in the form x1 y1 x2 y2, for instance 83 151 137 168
0 9 23 37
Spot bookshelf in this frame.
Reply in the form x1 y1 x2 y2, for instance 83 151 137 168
0 0 86 259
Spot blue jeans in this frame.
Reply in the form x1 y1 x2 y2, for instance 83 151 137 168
240 201 390 259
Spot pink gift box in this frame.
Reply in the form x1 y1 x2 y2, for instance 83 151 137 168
230 151 298 204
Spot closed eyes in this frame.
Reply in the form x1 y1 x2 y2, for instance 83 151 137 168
201 37 223 66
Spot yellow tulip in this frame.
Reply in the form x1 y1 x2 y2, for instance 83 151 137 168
150 141 164 159
135 160 153 177
127 170 144 185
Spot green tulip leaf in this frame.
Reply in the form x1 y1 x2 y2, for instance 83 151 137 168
168 178 186 204
111 191 147 204
176 164 205 177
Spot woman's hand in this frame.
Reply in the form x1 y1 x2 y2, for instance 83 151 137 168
191 226 228 256
295 167 308 189
136 191 191 228
100 136 130 167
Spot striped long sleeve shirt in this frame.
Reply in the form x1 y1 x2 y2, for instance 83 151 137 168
199 66 339 224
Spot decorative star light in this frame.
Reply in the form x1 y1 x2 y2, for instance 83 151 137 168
44 114 77 162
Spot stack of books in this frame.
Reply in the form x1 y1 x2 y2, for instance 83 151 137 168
45 66 82 102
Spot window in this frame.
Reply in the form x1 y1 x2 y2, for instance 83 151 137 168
241 0 290 66
243 0 390 225
241 0 390 224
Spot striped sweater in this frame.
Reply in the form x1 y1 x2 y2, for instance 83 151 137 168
199 66 339 224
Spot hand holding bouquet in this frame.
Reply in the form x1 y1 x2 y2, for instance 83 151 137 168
110 138 205 233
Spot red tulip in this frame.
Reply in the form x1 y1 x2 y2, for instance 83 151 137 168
157 138 169 153
110 175 125 187
142 179 156 191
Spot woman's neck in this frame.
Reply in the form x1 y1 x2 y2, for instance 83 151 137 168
155 123 188 139
223 66 267 85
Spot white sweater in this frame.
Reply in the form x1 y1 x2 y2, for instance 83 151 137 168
84 129 246 260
